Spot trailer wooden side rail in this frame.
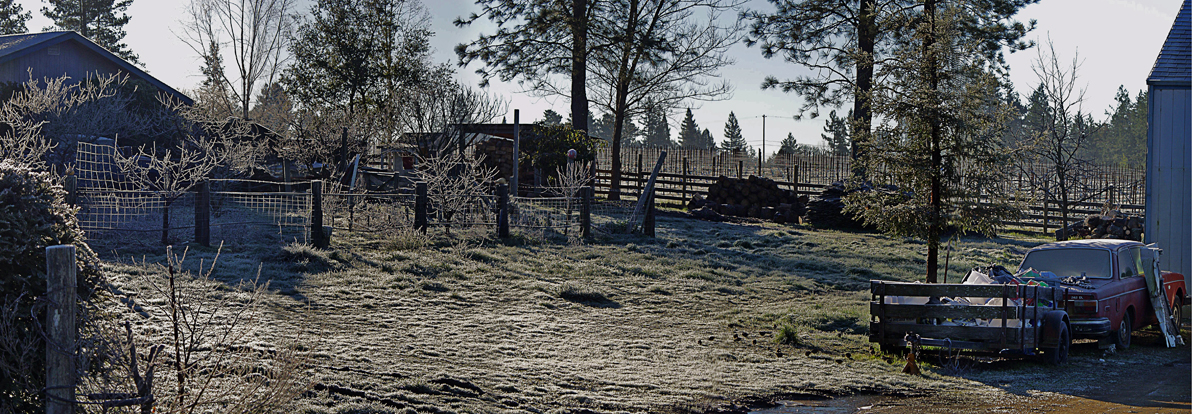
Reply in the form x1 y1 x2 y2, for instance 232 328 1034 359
869 280 1069 362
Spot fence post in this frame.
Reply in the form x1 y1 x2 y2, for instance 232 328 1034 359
738 160 743 179
1042 190 1048 235
580 186 592 240
311 180 328 248
46 245 76 414
64 174 77 207
643 189 655 237
497 184 509 238
283 160 292 192
681 157 689 209
636 152 644 195
195 179 210 247
793 164 799 192
415 182 428 234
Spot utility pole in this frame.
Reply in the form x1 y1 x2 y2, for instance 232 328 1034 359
760 114 766 176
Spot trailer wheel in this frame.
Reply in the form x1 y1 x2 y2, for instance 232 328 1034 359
1115 311 1132 350
1042 320 1070 365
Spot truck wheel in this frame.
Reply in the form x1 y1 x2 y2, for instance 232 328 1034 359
1171 294 1186 332
1042 320 1070 365
1115 311 1132 350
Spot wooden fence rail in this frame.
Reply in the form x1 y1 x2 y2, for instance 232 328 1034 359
594 166 1145 234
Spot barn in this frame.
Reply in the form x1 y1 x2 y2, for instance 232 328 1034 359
0 31 191 104
1144 0 1191 289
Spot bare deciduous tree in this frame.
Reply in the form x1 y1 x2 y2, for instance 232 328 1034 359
393 68 508 151
414 144 499 229
78 246 310 414
178 0 297 120
1019 41 1107 240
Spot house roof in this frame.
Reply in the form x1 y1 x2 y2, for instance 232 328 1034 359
0 31 193 104
1148 0 1191 86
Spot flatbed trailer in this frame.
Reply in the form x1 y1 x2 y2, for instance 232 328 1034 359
869 280 1072 364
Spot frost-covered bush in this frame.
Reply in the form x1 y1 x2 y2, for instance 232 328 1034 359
0 159 101 411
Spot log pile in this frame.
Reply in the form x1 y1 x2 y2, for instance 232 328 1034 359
475 138 515 175
1057 211 1144 241
804 182 896 229
688 175 807 223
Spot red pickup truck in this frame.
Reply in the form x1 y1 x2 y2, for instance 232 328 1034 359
1017 239 1188 350
869 239 1187 364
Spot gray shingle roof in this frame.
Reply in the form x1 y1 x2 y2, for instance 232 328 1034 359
1148 0 1191 85
0 31 193 104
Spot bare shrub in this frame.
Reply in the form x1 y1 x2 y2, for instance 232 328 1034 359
80 245 310 413
415 145 499 229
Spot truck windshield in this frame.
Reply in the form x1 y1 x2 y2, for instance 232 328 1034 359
1019 248 1112 279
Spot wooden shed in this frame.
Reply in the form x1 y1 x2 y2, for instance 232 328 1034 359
0 31 191 104
1145 0 1191 289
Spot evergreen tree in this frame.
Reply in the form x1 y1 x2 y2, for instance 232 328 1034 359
592 112 639 145
43 0 139 64
820 110 851 155
540 109 564 125
720 112 748 154
0 0 30 35
200 39 225 89
844 0 1032 283
699 128 715 149
249 82 292 134
1090 86 1147 168
678 108 702 149
642 107 674 148
778 132 800 156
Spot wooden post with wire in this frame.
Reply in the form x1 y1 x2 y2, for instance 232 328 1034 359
46 245 76 414
580 186 592 239
497 184 510 238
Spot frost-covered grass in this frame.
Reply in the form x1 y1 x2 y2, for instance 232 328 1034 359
100 211 1172 413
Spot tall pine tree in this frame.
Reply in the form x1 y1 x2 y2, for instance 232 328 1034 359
778 132 800 156
642 107 674 148
0 0 30 35
43 0 139 64
720 111 748 155
821 110 850 155
844 0 1032 283
700 128 715 149
678 108 702 149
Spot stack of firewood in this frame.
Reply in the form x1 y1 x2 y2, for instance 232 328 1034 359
476 138 514 175
1058 212 1144 241
804 182 897 229
689 175 807 223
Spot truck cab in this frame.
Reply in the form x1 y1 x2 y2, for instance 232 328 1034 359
1017 239 1188 349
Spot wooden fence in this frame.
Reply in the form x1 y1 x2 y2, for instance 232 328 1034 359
593 147 1147 233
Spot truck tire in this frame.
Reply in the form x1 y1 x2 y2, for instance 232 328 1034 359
1042 320 1070 365
1171 294 1186 332
1115 311 1132 350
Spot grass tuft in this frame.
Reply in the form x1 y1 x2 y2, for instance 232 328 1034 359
774 323 800 345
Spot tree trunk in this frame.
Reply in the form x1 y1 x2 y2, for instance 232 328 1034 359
922 0 940 283
162 202 170 245
850 0 877 179
571 0 589 133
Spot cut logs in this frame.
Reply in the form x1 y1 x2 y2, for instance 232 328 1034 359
1056 211 1144 241
804 182 897 229
476 138 514 175
688 175 807 223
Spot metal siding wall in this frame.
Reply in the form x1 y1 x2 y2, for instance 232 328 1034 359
1146 85 1191 291
0 40 124 84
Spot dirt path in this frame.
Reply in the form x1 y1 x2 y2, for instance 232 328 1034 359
756 328 1191 414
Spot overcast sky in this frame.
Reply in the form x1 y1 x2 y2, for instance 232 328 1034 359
17 0 1184 153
